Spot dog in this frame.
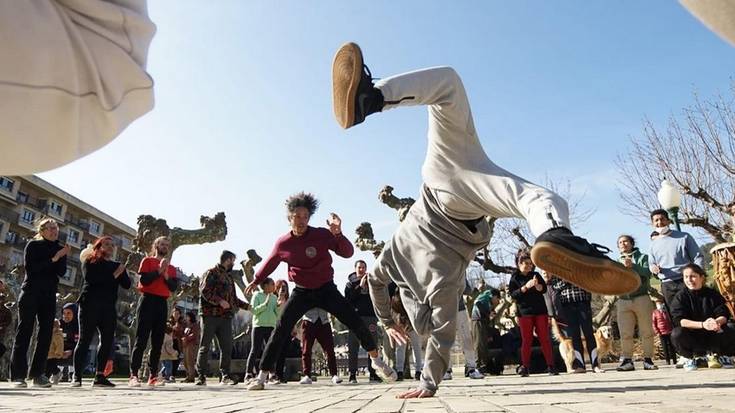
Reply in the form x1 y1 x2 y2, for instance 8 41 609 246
551 318 613 372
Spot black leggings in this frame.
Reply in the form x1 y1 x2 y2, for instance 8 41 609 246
73 301 116 379
259 282 375 371
130 294 168 378
10 289 56 380
246 326 273 375
560 301 598 368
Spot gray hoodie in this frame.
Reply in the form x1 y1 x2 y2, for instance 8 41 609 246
369 185 491 393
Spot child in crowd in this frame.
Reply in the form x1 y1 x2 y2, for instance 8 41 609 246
652 298 676 365
246 278 278 381
159 326 179 383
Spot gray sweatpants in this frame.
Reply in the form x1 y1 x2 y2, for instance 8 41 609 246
369 67 569 393
196 316 233 377
0 0 155 174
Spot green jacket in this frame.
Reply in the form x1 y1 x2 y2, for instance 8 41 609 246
250 291 278 328
618 248 652 299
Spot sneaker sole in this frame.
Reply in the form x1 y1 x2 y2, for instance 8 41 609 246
531 241 641 295
332 42 363 129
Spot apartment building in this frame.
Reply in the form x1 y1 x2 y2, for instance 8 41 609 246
0 175 136 297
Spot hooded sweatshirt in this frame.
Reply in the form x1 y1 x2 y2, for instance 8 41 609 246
344 272 376 317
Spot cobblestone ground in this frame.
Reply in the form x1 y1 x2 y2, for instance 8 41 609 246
1 364 734 412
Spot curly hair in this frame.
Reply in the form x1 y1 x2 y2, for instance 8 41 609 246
285 191 319 216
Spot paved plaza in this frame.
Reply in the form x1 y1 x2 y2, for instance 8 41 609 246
1 364 734 412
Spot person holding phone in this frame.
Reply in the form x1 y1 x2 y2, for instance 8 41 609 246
509 250 557 377
10 218 70 388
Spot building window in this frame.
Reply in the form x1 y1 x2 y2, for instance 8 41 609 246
20 208 35 225
5 231 17 244
89 220 102 236
0 177 14 192
16 192 28 204
60 266 77 287
49 200 64 217
67 229 80 245
121 236 132 250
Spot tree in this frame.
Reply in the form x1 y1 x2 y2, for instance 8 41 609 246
616 85 735 243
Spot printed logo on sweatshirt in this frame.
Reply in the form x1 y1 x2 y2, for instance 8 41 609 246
305 247 317 258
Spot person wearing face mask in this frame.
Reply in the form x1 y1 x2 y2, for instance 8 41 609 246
194 250 248 386
615 235 656 372
648 209 704 319
652 298 676 365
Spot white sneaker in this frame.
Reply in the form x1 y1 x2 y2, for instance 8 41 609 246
299 376 313 385
51 372 61 385
467 369 484 379
11 380 27 388
371 357 397 383
331 375 343 384
443 371 453 380
247 381 265 390
128 376 141 387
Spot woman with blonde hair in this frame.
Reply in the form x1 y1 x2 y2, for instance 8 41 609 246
10 218 70 388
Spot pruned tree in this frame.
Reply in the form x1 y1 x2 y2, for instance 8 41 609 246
616 84 735 243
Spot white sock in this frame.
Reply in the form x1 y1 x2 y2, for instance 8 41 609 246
257 371 268 384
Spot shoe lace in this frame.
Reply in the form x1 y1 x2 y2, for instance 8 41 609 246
362 64 373 80
591 243 612 256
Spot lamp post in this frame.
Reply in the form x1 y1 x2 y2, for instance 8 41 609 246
657 179 682 231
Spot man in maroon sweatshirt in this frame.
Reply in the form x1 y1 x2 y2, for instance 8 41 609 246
245 192 396 390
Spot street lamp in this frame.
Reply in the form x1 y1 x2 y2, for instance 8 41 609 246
657 179 682 231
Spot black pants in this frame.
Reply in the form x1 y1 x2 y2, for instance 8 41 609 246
10 289 56 380
473 319 503 375
246 326 273 375
73 300 116 379
259 282 376 371
661 280 684 319
130 294 168 378
659 334 676 364
559 301 598 368
348 316 378 375
671 326 735 359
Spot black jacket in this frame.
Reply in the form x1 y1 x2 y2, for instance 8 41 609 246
669 286 729 327
344 272 375 317
22 238 67 293
79 259 131 307
508 271 548 316
60 318 79 351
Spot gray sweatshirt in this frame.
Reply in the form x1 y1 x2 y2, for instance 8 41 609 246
649 229 704 282
369 185 491 393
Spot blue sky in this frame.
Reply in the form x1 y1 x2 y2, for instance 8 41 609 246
41 1 735 289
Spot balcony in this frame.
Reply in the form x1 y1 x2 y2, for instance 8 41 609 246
64 213 89 231
15 193 45 211
0 205 19 223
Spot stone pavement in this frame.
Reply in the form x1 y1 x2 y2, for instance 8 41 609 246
1 364 734 413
